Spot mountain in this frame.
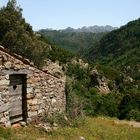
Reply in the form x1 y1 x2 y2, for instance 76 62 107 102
85 18 140 67
41 25 117 33
39 31 105 53
84 18 140 93
38 25 117 52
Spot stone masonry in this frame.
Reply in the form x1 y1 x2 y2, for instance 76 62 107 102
0 46 66 127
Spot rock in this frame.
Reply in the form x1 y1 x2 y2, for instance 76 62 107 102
43 59 65 79
80 136 85 140
27 87 33 93
36 138 46 140
0 79 9 86
53 126 58 130
0 57 2 65
71 58 89 69
32 99 38 105
53 123 58 127
26 118 32 124
90 68 110 94
5 121 11 127
36 123 52 132
4 62 12 69
64 115 68 121
124 76 134 84
51 99 56 104
28 111 38 117
19 121 26 127
12 123 21 128
2 55 7 61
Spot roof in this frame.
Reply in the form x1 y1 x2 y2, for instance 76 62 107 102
0 45 34 67
0 45 67 81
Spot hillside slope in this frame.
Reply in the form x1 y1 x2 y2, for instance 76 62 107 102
85 19 140 85
85 18 140 68
38 29 109 52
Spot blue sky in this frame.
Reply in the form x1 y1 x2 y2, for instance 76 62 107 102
0 0 140 30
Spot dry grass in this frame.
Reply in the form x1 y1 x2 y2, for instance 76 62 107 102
0 117 140 140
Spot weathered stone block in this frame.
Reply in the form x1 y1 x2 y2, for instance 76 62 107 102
0 58 2 65
30 105 39 111
34 88 40 93
30 99 38 105
4 62 12 69
27 87 33 93
51 99 56 104
37 109 44 114
28 111 38 118
27 93 34 99
0 79 9 86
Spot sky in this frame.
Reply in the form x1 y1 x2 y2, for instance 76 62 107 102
0 0 140 30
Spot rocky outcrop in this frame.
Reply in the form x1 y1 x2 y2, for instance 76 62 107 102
90 68 110 94
71 58 89 69
43 59 65 80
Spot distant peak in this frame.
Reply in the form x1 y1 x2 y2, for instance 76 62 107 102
42 25 117 33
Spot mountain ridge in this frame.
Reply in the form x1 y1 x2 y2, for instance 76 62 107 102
38 25 117 52
40 25 117 33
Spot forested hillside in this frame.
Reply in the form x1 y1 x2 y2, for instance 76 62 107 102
39 29 107 52
85 18 140 68
83 19 140 121
64 18 140 121
84 18 140 91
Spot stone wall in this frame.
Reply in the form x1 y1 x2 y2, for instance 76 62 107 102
0 46 66 127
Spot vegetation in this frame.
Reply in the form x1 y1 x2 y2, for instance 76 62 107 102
64 19 140 121
0 0 47 67
0 0 74 67
0 0 140 126
85 18 140 68
81 18 140 121
0 117 140 140
39 29 107 53
39 21 140 114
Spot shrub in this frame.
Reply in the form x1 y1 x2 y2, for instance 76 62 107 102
127 109 140 122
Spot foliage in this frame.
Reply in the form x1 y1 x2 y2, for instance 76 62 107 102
39 29 106 53
85 18 140 69
0 0 49 67
0 0 76 67
118 88 140 121
42 112 70 127
66 63 89 80
65 59 140 121
0 117 140 140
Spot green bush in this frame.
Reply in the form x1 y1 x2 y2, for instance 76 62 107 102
127 109 140 122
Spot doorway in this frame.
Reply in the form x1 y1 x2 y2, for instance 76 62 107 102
9 74 27 124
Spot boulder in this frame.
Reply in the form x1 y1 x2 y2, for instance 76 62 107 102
90 68 110 94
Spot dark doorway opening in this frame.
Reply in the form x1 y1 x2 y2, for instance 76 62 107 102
9 74 27 124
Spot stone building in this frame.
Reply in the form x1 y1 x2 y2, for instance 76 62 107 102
0 46 66 127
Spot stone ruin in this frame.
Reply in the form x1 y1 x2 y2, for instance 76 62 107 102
0 46 66 127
